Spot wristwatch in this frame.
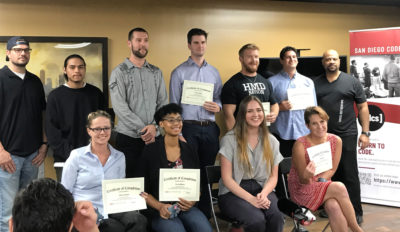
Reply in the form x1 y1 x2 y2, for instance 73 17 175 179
361 131 371 137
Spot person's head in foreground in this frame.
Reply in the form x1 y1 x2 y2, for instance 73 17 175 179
10 178 74 232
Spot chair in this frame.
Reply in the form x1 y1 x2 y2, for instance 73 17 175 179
278 157 330 232
205 165 243 232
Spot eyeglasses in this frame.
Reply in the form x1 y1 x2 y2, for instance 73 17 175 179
11 48 32 54
162 117 183 123
89 127 111 133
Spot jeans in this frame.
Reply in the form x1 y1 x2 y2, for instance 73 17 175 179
0 151 39 232
151 206 212 232
388 82 400 97
182 122 220 219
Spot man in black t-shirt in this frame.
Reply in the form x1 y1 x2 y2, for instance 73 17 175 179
46 54 104 180
221 43 278 130
314 49 370 225
0 37 48 231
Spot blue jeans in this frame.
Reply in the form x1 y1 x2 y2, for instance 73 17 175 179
0 151 39 232
182 122 220 219
151 207 212 232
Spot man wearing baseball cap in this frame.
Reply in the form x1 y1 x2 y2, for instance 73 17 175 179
0 36 48 232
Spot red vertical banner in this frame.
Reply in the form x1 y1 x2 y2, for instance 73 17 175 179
350 27 400 207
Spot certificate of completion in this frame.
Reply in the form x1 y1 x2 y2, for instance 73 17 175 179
181 80 214 106
287 88 315 111
307 142 332 175
102 178 147 214
262 102 270 126
159 169 200 202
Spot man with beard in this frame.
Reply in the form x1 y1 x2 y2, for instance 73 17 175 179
222 43 278 130
46 54 104 181
0 37 47 232
109 28 168 177
314 49 370 225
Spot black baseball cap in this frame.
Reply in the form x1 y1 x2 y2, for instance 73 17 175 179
7 36 30 50
6 36 30 61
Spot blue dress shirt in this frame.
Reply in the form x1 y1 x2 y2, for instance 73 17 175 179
268 71 317 140
61 143 125 218
170 57 222 121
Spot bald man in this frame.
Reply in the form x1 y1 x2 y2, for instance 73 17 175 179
314 49 370 225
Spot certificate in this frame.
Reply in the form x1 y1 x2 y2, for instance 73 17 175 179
287 88 315 111
306 142 332 175
102 178 147 214
159 169 200 202
262 102 270 126
181 80 214 106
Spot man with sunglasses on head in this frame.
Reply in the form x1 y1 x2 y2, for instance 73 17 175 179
46 54 104 181
0 36 48 232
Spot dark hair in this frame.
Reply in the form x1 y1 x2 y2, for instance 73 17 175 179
154 103 182 125
12 178 75 232
238 43 259 57
128 27 148 40
372 67 380 76
304 106 329 125
390 54 395 60
279 46 297 60
63 54 86 81
351 60 356 64
187 28 208 44
87 110 112 128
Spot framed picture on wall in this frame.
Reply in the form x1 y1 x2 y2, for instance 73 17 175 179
0 36 109 107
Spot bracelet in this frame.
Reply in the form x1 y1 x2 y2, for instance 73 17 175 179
41 142 48 145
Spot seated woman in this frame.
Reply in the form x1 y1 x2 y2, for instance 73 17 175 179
218 96 284 232
139 103 212 232
61 110 147 232
288 106 363 232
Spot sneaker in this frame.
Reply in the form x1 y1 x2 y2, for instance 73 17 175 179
356 215 363 225
319 209 328 218
298 225 309 232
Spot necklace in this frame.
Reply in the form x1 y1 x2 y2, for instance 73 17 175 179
242 73 258 83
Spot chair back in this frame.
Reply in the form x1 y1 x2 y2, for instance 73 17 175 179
205 165 221 232
278 157 292 199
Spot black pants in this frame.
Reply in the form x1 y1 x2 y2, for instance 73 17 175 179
332 134 363 216
218 180 284 232
182 122 220 219
115 132 146 178
273 133 296 158
99 211 147 232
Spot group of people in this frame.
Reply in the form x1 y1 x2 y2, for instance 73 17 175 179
350 55 400 98
0 26 371 232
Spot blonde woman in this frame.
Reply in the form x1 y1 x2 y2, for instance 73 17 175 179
219 96 284 232
62 110 147 232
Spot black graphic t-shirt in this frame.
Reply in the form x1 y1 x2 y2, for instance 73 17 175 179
222 72 277 117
